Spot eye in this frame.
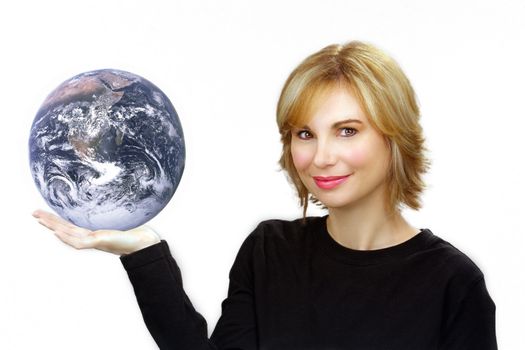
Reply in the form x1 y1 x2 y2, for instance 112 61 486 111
339 127 357 137
296 130 313 140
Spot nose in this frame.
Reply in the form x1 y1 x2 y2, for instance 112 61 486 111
312 138 336 168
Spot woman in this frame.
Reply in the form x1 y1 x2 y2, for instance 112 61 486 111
33 41 497 349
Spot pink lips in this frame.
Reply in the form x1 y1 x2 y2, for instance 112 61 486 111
313 175 351 190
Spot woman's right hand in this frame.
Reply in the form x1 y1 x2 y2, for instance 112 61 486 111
32 209 161 256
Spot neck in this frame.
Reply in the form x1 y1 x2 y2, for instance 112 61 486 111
326 192 418 251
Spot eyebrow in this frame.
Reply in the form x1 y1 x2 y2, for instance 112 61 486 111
298 118 363 129
332 118 363 128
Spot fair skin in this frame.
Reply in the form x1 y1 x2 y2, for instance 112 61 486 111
33 85 418 254
32 209 160 255
291 85 419 250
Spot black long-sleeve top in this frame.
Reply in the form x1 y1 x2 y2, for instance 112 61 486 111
120 216 497 350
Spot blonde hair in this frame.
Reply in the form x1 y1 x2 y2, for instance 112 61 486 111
277 41 430 217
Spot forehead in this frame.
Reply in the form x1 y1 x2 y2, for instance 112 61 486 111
290 83 367 128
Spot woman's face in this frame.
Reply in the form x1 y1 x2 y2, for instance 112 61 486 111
290 86 391 211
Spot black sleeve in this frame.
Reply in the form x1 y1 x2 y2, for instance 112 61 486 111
439 277 498 350
120 232 259 350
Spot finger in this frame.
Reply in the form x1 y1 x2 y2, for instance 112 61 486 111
61 224 92 239
33 210 71 231
54 230 97 250
34 210 92 238
33 209 64 222
34 210 74 229
36 216 76 236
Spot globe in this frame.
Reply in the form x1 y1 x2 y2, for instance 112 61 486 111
29 69 185 231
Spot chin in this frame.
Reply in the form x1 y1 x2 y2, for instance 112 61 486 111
310 192 357 210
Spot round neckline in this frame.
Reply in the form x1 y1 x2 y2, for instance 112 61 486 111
313 215 437 266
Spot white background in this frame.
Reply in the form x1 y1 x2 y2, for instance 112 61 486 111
1 0 523 348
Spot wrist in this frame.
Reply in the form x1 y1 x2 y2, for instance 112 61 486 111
127 226 161 254
135 236 161 252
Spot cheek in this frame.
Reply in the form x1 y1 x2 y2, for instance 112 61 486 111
343 134 390 169
342 147 368 168
291 146 312 171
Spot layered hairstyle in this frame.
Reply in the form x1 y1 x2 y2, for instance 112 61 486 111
277 41 430 217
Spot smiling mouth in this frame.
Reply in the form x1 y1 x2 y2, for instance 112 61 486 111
313 175 351 189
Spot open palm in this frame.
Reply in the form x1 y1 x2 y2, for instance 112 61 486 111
33 209 161 255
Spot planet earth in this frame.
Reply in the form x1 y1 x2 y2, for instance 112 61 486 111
29 69 185 230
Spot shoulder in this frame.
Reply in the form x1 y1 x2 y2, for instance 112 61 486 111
229 217 322 276
426 233 497 343
425 231 484 282
422 230 489 305
248 216 322 242
236 216 323 257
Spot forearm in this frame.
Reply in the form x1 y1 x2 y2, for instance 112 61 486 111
121 241 216 350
